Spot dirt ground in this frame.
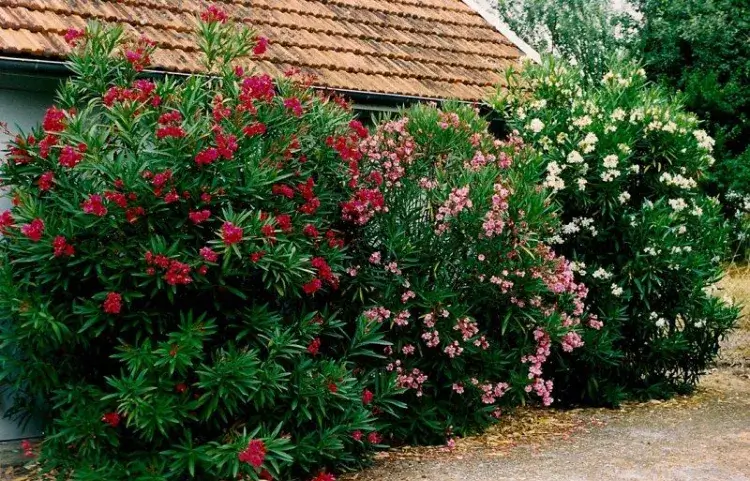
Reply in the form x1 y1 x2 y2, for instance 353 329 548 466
5 269 750 481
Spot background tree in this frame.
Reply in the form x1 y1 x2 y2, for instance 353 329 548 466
633 0 750 257
496 0 638 78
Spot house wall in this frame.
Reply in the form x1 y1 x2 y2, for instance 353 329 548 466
0 85 54 441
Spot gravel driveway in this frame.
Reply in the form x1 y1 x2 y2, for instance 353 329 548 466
346 370 750 481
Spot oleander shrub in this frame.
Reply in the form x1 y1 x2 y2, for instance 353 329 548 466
343 103 601 444
0 12 400 481
496 58 740 404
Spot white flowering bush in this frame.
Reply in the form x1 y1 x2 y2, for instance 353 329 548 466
495 58 739 403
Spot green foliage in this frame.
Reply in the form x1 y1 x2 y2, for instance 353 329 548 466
496 58 739 404
0 15 398 481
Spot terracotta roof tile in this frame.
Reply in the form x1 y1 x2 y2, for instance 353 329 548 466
0 0 525 101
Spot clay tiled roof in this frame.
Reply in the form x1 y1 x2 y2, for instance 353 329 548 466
0 0 529 101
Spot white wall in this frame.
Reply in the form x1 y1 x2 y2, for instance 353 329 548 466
0 86 54 441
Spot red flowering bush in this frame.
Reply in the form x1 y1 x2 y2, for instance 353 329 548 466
0 13 397 481
343 104 599 443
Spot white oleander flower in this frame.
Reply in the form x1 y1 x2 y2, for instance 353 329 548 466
576 178 588 191
529 118 545 133
669 198 687 212
567 150 584 164
573 115 593 128
618 192 631 204
693 129 715 152
611 284 624 297
592 267 612 280
601 170 621 182
603 154 619 169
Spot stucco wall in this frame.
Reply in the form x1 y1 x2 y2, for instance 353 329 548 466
0 86 54 441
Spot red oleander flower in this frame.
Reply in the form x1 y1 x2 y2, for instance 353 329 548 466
156 125 186 139
158 111 182 125
367 432 381 444
151 170 172 188
327 382 338 393
37 171 55 191
302 224 319 238
20 439 35 458
164 190 180 204
349 119 368 139
53 236 75 257
200 192 212 203
307 337 321 355
283 97 303 117
43 106 66 132
103 292 122 314
243 122 267 137
38 134 56 159
82 195 108 217
64 28 85 46
59 145 84 168
189 209 212 224
272 184 295 199
250 251 266 263
238 439 266 468
102 412 121 427
216 132 238 159
253 36 269 55
222 222 243 245
175 383 188 393
275 214 293 233
201 5 229 24
164 260 192 285
361 389 374 405
0 210 14 233
240 74 275 104
311 472 336 481
302 278 322 295
125 207 145 223
200 247 219 262
104 191 128 208
195 147 219 166
20 218 45 242
351 430 363 441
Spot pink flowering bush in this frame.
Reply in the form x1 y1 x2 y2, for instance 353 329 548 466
496 59 739 404
0 14 398 481
342 104 598 443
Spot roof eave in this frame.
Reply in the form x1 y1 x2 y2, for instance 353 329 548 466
0 56 483 109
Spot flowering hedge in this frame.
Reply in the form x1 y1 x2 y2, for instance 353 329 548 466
0 14 400 481
345 103 598 443
496 59 739 404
